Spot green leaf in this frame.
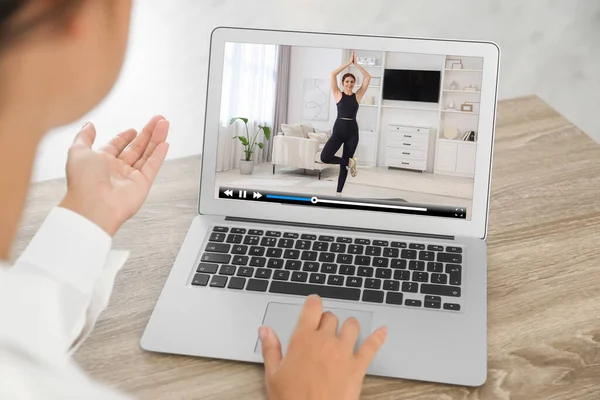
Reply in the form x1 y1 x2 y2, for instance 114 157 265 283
229 117 249 125
235 136 248 146
261 126 271 140
257 142 264 149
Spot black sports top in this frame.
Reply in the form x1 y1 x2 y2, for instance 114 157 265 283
336 92 359 120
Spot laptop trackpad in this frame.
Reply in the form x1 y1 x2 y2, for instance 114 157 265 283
254 302 374 355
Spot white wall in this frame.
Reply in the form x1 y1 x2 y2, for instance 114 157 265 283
31 0 600 182
287 47 342 132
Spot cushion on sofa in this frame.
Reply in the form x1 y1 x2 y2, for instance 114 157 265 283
308 131 329 143
281 123 306 138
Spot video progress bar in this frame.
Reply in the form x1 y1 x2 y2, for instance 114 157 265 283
264 193 428 212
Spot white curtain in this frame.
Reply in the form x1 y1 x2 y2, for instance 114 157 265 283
217 43 279 172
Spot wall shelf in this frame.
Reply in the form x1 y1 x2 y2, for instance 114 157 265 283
442 110 480 115
381 105 439 112
352 64 383 68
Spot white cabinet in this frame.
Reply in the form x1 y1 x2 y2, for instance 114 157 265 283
435 139 476 177
356 131 377 165
385 124 430 172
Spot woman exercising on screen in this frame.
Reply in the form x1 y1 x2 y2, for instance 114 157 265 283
320 51 371 196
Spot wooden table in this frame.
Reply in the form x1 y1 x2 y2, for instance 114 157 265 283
12 96 600 399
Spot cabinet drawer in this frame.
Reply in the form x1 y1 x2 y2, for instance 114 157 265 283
386 156 426 171
386 147 426 160
389 130 429 143
387 137 429 150
388 125 429 135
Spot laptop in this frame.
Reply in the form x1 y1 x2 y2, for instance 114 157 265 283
141 27 500 387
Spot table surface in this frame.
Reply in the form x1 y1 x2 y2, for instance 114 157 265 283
13 96 600 399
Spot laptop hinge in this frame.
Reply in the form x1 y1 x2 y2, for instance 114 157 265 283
225 216 455 241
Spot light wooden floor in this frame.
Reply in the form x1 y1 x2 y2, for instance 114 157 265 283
11 96 600 399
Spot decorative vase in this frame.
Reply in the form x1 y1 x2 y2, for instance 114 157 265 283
240 160 254 175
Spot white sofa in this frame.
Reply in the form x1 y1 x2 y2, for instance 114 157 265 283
271 131 342 180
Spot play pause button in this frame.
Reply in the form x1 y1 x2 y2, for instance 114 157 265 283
238 190 247 199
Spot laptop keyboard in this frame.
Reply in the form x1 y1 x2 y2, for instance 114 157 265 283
191 225 464 312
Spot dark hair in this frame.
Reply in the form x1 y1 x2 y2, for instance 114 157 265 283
0 1 27 28
341 73 356 84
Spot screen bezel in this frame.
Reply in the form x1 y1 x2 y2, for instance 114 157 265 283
382 69 441 103
199 27 500 239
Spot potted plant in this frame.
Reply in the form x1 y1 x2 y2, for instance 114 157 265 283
230 117 271 175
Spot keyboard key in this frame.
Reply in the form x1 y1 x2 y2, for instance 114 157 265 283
309 273 326 284
372 257 389 268
295 240 312 250
291 272 308 282
232 255 249 266
249 246 265 256
246 279 268 292
301 234 317 240
285 260 302 270
248 229 264 236
209 232 226 242
438 253 463 264
192 273 210 286
386 292 403 305
266 231 281 237
425 295 442 302
284 249 301 259
273 270 291 281
250 257 266 268
303 262 320 272
428 245 444 252
383 280 400 291
355 256 371 266
278 239 294 248
446 246 463 253
427 262 443 272
431 273 447 284
446 264 462 285
365 278 381 289
266 248 283 258
231 245 248 255
444 303 461 311
421 284 461 297
348 245 364 254
355 238 370 245
393 270 410 281
336 254 353 264
219 265 236 276
213 226 228 233
383 248 399 258
357 267 374 277
405 299 422 307
237 267 254 277
209 275 227 288
401 249 417 259
346 276 363 287
419 251 435 261
330 243 346 253
205 242 230 253
226 234 243 244
267 258 284 269
362 290 384 303
243 236 260 245
412 271 429 282
409 243 425 250
366 246 382 256
269 281 360 301
327 275 344 286
402 282 419 293
391 259 407 269
391 241 407 248
424 301 441 309
201 253 231 264
261 237 278 247
337 237 352 243
197 263 218 274
255 268 272 279
372 240 389 247
321 263 337 274
313 242 329 251
231 228 246 234
319 253 335 262
283 232 299 239
339 265 356 275
375 268 392 279
319 235 335 242
301 251 318 261
228 277 246 290
409 261 425 271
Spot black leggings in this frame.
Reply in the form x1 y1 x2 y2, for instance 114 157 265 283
320 119 359 193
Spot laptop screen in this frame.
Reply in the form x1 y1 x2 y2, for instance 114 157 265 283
213 42 485 220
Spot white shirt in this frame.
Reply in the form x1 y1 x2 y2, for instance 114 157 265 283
0 207 131 399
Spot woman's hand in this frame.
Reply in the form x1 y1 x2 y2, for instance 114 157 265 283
59 116 170 236
260 295 388 400
351 50 356 64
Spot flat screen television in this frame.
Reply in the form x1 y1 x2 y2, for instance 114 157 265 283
382 69 441 103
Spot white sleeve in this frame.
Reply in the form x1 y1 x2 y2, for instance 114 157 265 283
0 207 131 399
